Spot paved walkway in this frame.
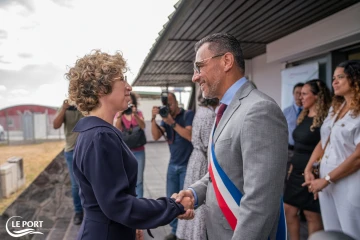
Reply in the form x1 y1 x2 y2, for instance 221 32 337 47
0 142 171 240
0 141 308 240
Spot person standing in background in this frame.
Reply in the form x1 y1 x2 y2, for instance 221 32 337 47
176 92 218 240
151 92 194 240
283 83 304 159
53 99 84 225
284 79 331 240
115 92 146 198
303 60 360 240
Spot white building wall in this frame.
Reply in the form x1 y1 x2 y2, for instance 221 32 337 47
266 2 360 63
137 98 166 142
250 3 360 108
251 54 284 107
137 98 162 121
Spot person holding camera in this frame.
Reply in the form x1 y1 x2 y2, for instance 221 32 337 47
151 92 194 240
115 92 146 198
53 99 84 225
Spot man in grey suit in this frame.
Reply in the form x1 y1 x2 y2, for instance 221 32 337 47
175 33 288 240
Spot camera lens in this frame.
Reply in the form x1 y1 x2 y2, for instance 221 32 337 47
123 106 132 115
159 106 169 118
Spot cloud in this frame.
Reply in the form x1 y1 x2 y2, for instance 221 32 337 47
5 89 31 106
0 0 179 109
0 30 7 39
0 63 68 109
0 63 66 87
50 0 74 8
18 53 33 58
0 0 36 13
10 89 30 95
0 85 7 91
0 57 11 64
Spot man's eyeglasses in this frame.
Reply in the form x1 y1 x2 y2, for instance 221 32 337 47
193 53 225 74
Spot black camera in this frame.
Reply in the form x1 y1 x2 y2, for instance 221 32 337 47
158 92 169 118
123 104 133 115
158 106 169 118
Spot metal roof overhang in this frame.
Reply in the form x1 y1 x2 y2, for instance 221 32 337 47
133 0 358 87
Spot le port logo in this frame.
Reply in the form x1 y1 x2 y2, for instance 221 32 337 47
6 216 44 237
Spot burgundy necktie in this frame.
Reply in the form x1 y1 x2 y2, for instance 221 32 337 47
216 103 227 127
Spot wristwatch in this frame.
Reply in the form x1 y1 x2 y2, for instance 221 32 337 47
325 174 333 184
170 122 177 128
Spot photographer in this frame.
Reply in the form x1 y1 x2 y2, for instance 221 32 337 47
53 99 84 225
115 93 146 198
151 92 194 240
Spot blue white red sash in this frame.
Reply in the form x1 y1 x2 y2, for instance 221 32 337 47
208 126 287 239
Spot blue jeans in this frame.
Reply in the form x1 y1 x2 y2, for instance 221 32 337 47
132 150 146 198
64 150 83 213
166 163 187 235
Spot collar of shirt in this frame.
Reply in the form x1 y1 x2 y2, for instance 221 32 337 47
220 77 248 105
293 103 301 111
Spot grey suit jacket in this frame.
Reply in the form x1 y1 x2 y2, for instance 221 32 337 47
191 81 288 240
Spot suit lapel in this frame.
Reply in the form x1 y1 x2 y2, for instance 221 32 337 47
213 81 255 143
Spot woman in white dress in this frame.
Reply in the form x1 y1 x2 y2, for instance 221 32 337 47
303 60 360 240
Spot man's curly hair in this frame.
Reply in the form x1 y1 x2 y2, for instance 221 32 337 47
297 79 332 131
65 50 128 114
332 60 360 117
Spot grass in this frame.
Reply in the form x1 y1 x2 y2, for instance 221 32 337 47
0 141 65 214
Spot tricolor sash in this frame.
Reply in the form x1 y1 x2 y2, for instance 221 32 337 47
208 126 287 240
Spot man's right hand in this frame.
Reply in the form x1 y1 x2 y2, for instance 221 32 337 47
174 190 195 220
151 106 159 120
175 189 194 203
62 99 70 110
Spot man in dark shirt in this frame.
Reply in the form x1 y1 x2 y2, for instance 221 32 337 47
151 92 194 240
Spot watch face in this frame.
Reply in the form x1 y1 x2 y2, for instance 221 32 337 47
325 175 330 181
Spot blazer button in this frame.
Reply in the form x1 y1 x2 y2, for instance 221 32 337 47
341 123 345 127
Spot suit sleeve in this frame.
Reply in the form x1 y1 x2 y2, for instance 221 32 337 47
190 172 209 206
81 131 185 229
234 101 288 240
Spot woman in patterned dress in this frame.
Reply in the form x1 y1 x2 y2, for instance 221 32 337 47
176 92 218 240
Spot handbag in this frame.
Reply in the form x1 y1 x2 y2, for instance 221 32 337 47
121 117 147 149
312 136 330 179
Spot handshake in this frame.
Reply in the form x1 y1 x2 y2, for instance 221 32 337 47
171 189 196 220
136 190 196 240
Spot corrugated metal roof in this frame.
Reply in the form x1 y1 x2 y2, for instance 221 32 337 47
133 0 359 87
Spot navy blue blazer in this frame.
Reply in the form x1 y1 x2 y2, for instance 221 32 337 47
73 116 185 240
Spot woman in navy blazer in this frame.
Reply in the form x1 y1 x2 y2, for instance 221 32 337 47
65 50 194 240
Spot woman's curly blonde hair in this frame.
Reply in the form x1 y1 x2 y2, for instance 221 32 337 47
332 60 360 117
65 50 128 114
297 79 332 131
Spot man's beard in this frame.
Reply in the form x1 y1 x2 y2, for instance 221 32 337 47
203 78 221 99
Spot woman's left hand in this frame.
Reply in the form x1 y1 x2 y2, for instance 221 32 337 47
309 178 328 199
136 229 144 240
